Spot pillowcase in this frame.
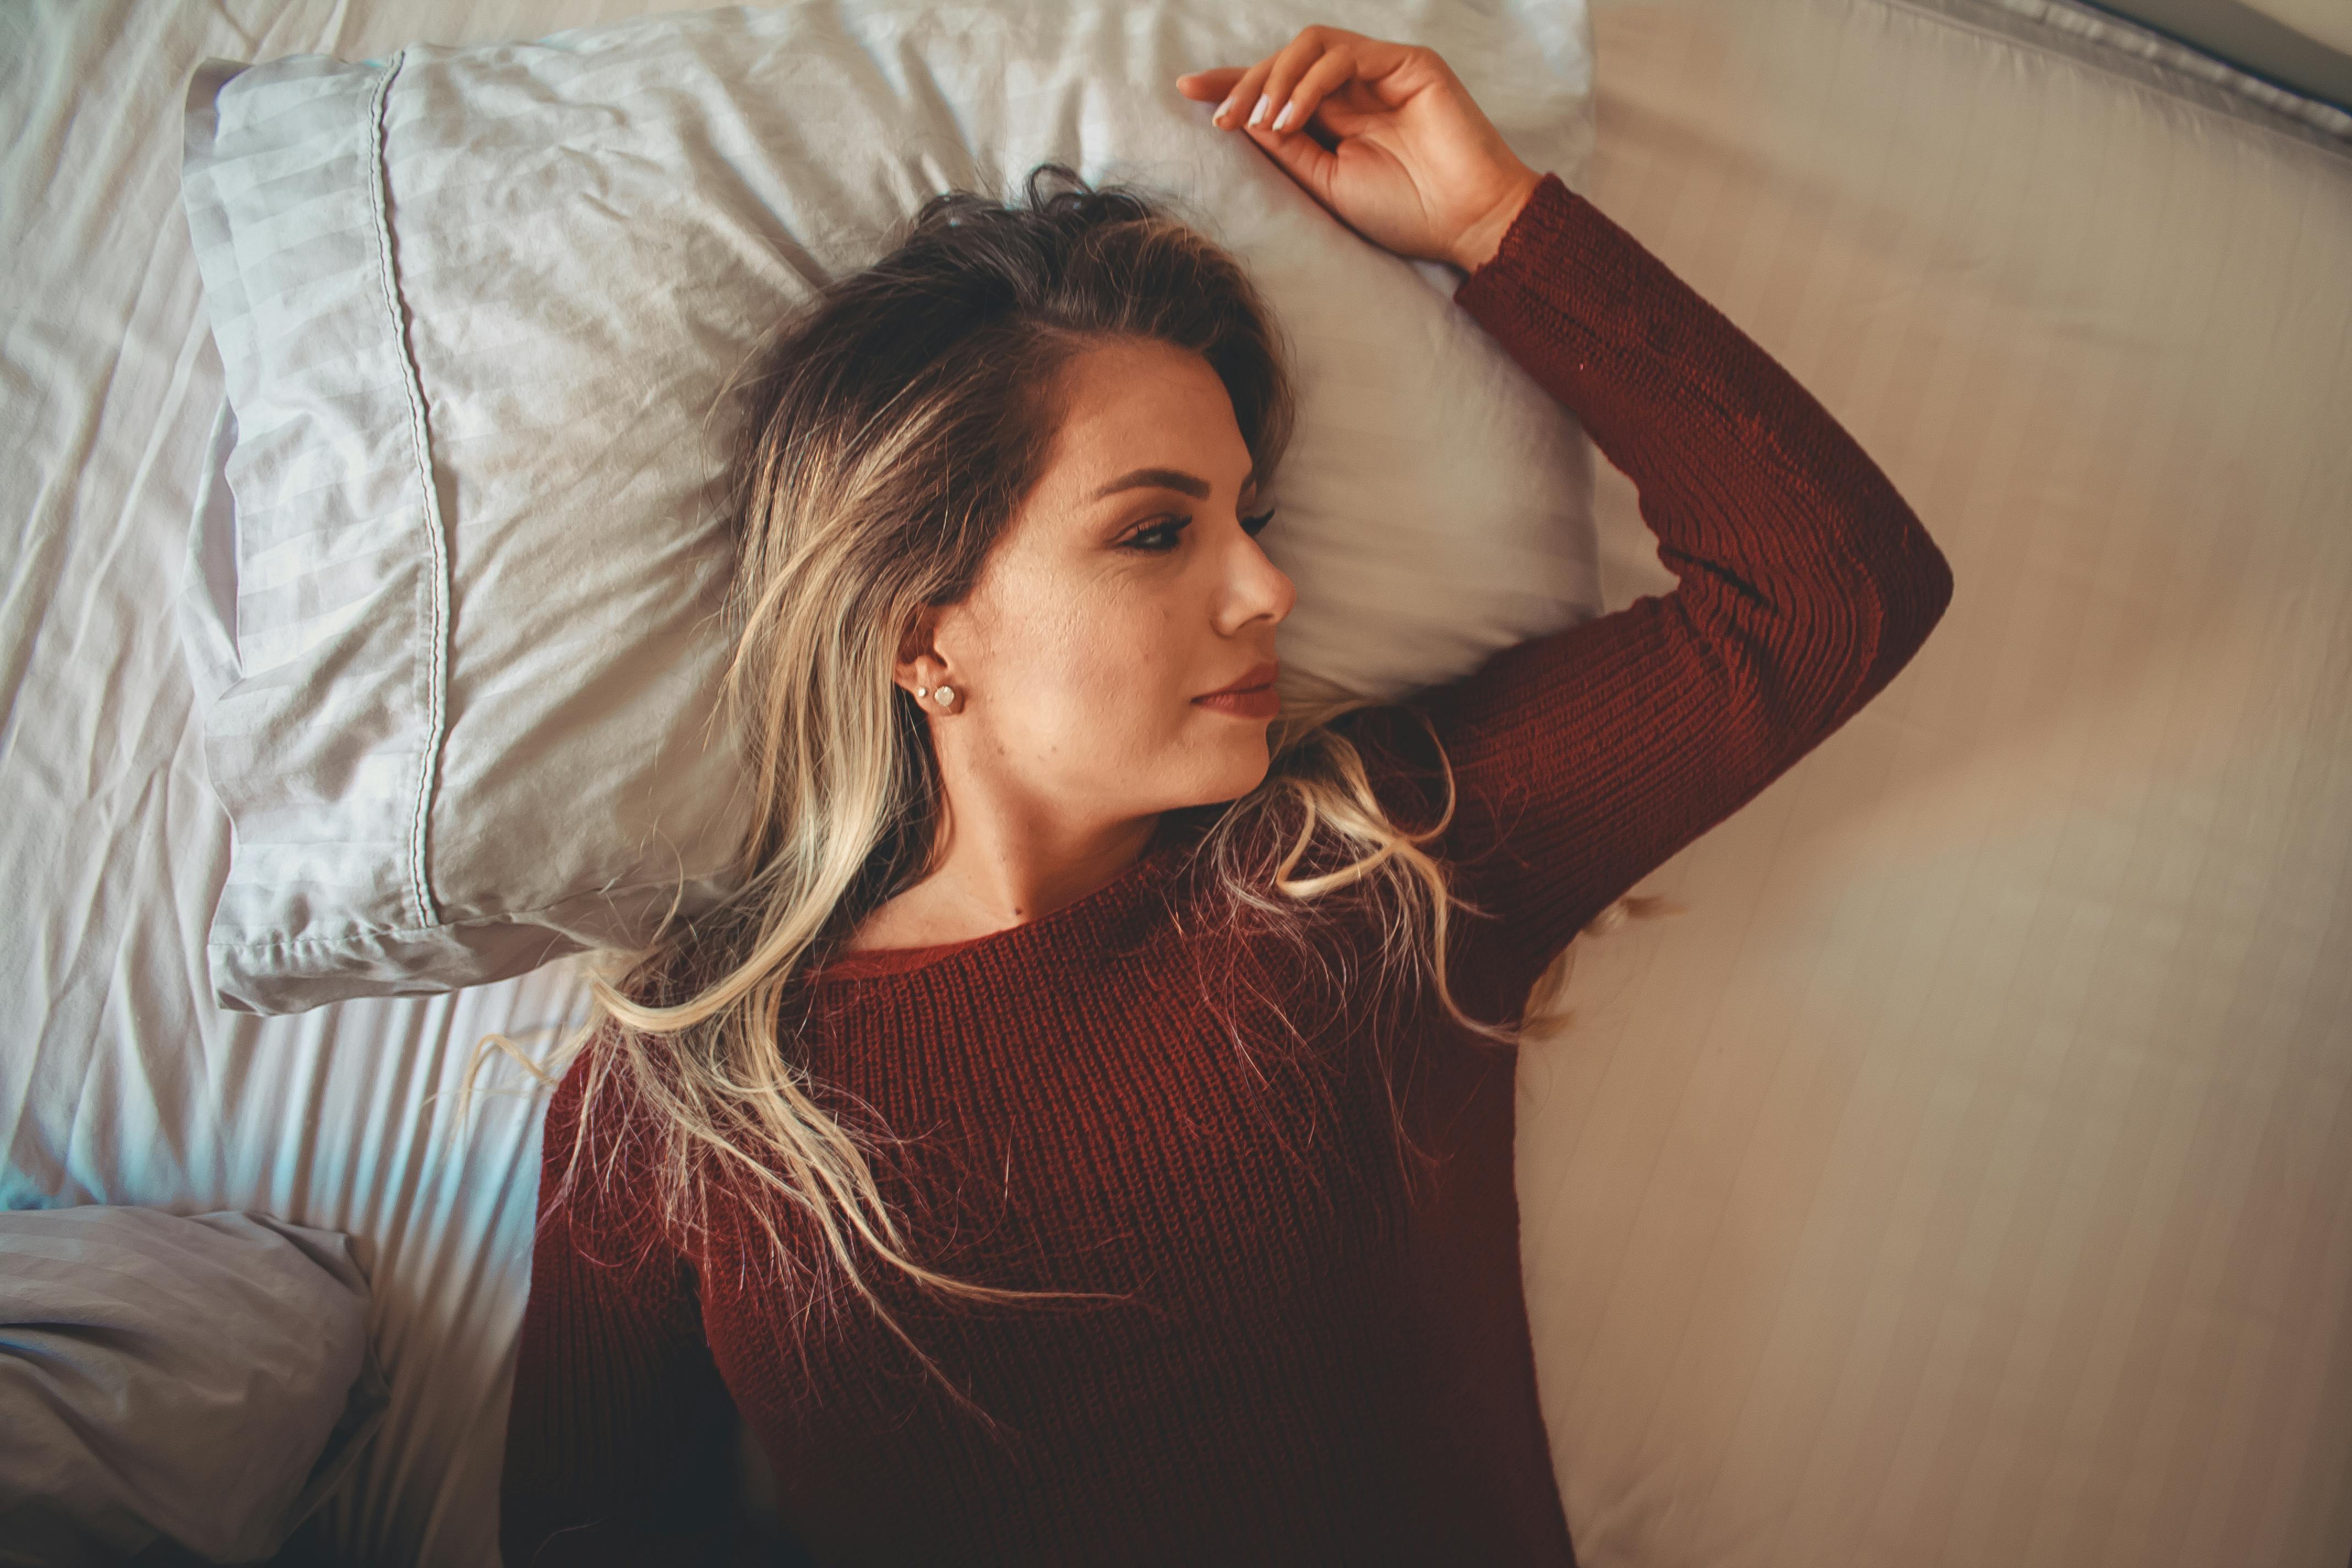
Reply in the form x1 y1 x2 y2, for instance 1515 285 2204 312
0 1206 386 1566
175 0 1603 1016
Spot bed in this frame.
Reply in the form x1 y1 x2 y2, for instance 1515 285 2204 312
3 0 2346 1564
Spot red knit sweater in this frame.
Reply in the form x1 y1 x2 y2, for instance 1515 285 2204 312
500 172 1953 1567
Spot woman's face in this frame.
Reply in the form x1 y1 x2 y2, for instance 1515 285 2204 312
911 335 1297 829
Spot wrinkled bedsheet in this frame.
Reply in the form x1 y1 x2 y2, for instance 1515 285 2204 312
4 1 2349 1563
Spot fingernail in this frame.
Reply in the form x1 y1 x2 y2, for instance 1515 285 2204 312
1216 92 1239 125
1248 92 1271 128
1271 101 1297 132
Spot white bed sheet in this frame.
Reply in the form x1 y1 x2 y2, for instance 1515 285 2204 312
2 1 2347 1566
1531 2 2352 1565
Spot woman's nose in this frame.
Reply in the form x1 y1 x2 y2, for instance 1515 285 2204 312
1229 532 1295 628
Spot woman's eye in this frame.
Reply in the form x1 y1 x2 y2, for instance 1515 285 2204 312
1123 518 1189 553
1120 508 1276 554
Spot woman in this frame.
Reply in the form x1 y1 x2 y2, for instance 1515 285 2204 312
499 25 1954 1567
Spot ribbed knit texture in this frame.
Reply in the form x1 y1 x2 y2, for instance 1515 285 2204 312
500 173 1954 1567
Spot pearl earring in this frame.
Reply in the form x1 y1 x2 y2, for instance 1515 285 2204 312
914 686 929 698
934 685 956 707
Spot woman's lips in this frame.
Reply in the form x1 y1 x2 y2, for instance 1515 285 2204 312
1194 658 1280 720
1192 683 1280 720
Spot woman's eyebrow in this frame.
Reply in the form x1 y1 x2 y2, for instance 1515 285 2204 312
1091 466 1212 502
1090 465 1262 504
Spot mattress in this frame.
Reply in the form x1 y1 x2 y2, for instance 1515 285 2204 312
2 1 2346 1565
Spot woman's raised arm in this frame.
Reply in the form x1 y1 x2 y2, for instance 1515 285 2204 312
1352 170 1953 998
1183 29 1954 1001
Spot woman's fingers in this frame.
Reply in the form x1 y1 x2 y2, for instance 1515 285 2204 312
1194 69 1277 130
1182 29 1534 268
1173 68 1242 102
1244 94 1340 198
1177 30 1366 210
1250 28 1335 132
1222 49 1281 129
1181 28 1401 137
1269 45 1362 137
1203 25 1333 132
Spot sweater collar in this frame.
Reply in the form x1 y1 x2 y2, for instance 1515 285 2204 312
797 816 1200 986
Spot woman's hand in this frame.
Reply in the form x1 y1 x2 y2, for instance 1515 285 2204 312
1175 27 1544 274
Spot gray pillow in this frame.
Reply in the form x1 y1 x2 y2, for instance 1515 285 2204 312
176 0 1603 1015
0 1207 386 1567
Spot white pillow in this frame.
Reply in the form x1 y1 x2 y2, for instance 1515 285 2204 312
176 0 1602 1016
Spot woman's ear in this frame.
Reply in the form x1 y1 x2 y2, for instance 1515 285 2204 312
894 603 946 696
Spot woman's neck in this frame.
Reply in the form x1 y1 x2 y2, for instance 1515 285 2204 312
841 809 1166 955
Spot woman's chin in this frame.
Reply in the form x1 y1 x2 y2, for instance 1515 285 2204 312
1158 738 1273 812
1211 743 1276 799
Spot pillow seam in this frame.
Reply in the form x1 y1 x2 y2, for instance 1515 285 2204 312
206 871 732 954
364 48 453 937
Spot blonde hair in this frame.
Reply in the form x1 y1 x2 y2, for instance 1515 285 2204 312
473 163 1679 1430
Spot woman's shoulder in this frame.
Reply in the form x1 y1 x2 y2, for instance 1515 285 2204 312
540 1022 671 1191
533 1023 697 1266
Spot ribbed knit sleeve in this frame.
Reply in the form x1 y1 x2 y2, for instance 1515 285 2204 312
500 1053 739 1567
1356 172 1954 1000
